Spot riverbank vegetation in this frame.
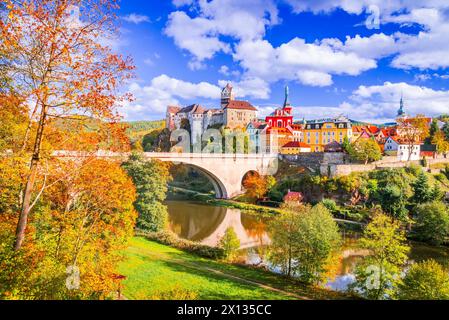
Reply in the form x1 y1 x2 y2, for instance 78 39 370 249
123 153 172 232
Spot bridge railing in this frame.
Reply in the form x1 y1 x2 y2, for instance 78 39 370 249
52 150 279 159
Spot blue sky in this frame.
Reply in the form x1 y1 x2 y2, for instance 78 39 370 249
115 0 449 123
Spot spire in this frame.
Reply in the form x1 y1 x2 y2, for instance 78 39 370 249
283 85 291 108
398 93 405 117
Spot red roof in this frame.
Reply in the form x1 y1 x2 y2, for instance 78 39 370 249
282 141 311 148
290 124 303 130
284 191 303 203
266 127 293 134
225 100 257 111
167 106 181 113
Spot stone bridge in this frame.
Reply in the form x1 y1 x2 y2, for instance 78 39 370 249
53 151 279 199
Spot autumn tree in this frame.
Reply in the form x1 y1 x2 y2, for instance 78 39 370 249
432 131 449 155
242 172 268 201
0 158 137 299
397 115 430 161
0 0 134 250
349 138 382 165
0 94 28 152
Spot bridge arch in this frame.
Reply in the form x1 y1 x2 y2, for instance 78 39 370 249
180 163 229 199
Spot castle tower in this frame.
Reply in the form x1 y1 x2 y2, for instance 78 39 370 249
221 83 235 109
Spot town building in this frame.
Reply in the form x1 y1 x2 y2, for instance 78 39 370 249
398 143 421 161
265 86 294 128
283 190 304 204
280 141 312 155
302 116 353 152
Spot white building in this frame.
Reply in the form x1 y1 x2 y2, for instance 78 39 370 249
397 144 421 161
385 136 421 161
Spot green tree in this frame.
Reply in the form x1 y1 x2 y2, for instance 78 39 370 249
411 172 433 204
413 201 449 245
349 139 382 165
219 227 241 262
370 169 413 221
396 260 449 300
342 136 352 154
123 153 172 232
443 123 449 141
352 214 410 300
268 204 341 284
427 118 439 144
430 183 444 202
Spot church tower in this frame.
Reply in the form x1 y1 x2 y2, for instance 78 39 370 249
283 85 293 115
221 83 235 109
397 94 406 117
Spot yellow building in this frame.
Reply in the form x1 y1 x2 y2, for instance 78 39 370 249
302 116 353 152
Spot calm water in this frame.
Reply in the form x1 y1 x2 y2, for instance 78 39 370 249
166 200 449 291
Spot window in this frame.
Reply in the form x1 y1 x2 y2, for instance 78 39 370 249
277 120 283 127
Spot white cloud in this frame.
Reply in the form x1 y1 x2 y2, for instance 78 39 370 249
120 75 222 120
296 70 333 87
165 0 279 64
234 38 376 87
350 81 449 118
284 0 449 15
122 14 151 24
219 65 229 76
165 11 231 61
330 33 398 60
218 77 271 99
279 81 449 124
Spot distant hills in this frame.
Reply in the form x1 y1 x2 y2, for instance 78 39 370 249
123 120 166 133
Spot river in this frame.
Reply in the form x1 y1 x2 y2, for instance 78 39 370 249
166 200 449 291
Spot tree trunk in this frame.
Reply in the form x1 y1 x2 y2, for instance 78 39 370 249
14 104 47 250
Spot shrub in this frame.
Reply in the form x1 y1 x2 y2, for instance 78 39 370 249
396 260 449 300
150 285 199 300
321 199 338 213
219 228 241 262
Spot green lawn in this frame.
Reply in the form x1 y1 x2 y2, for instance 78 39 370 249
118 237 354 300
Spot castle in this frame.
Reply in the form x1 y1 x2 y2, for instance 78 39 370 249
166 84 257 145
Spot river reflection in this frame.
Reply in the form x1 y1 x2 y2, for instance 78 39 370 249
166 200 449 292
167 201 271 248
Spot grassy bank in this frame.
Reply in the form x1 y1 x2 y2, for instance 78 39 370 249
118 237 354 300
